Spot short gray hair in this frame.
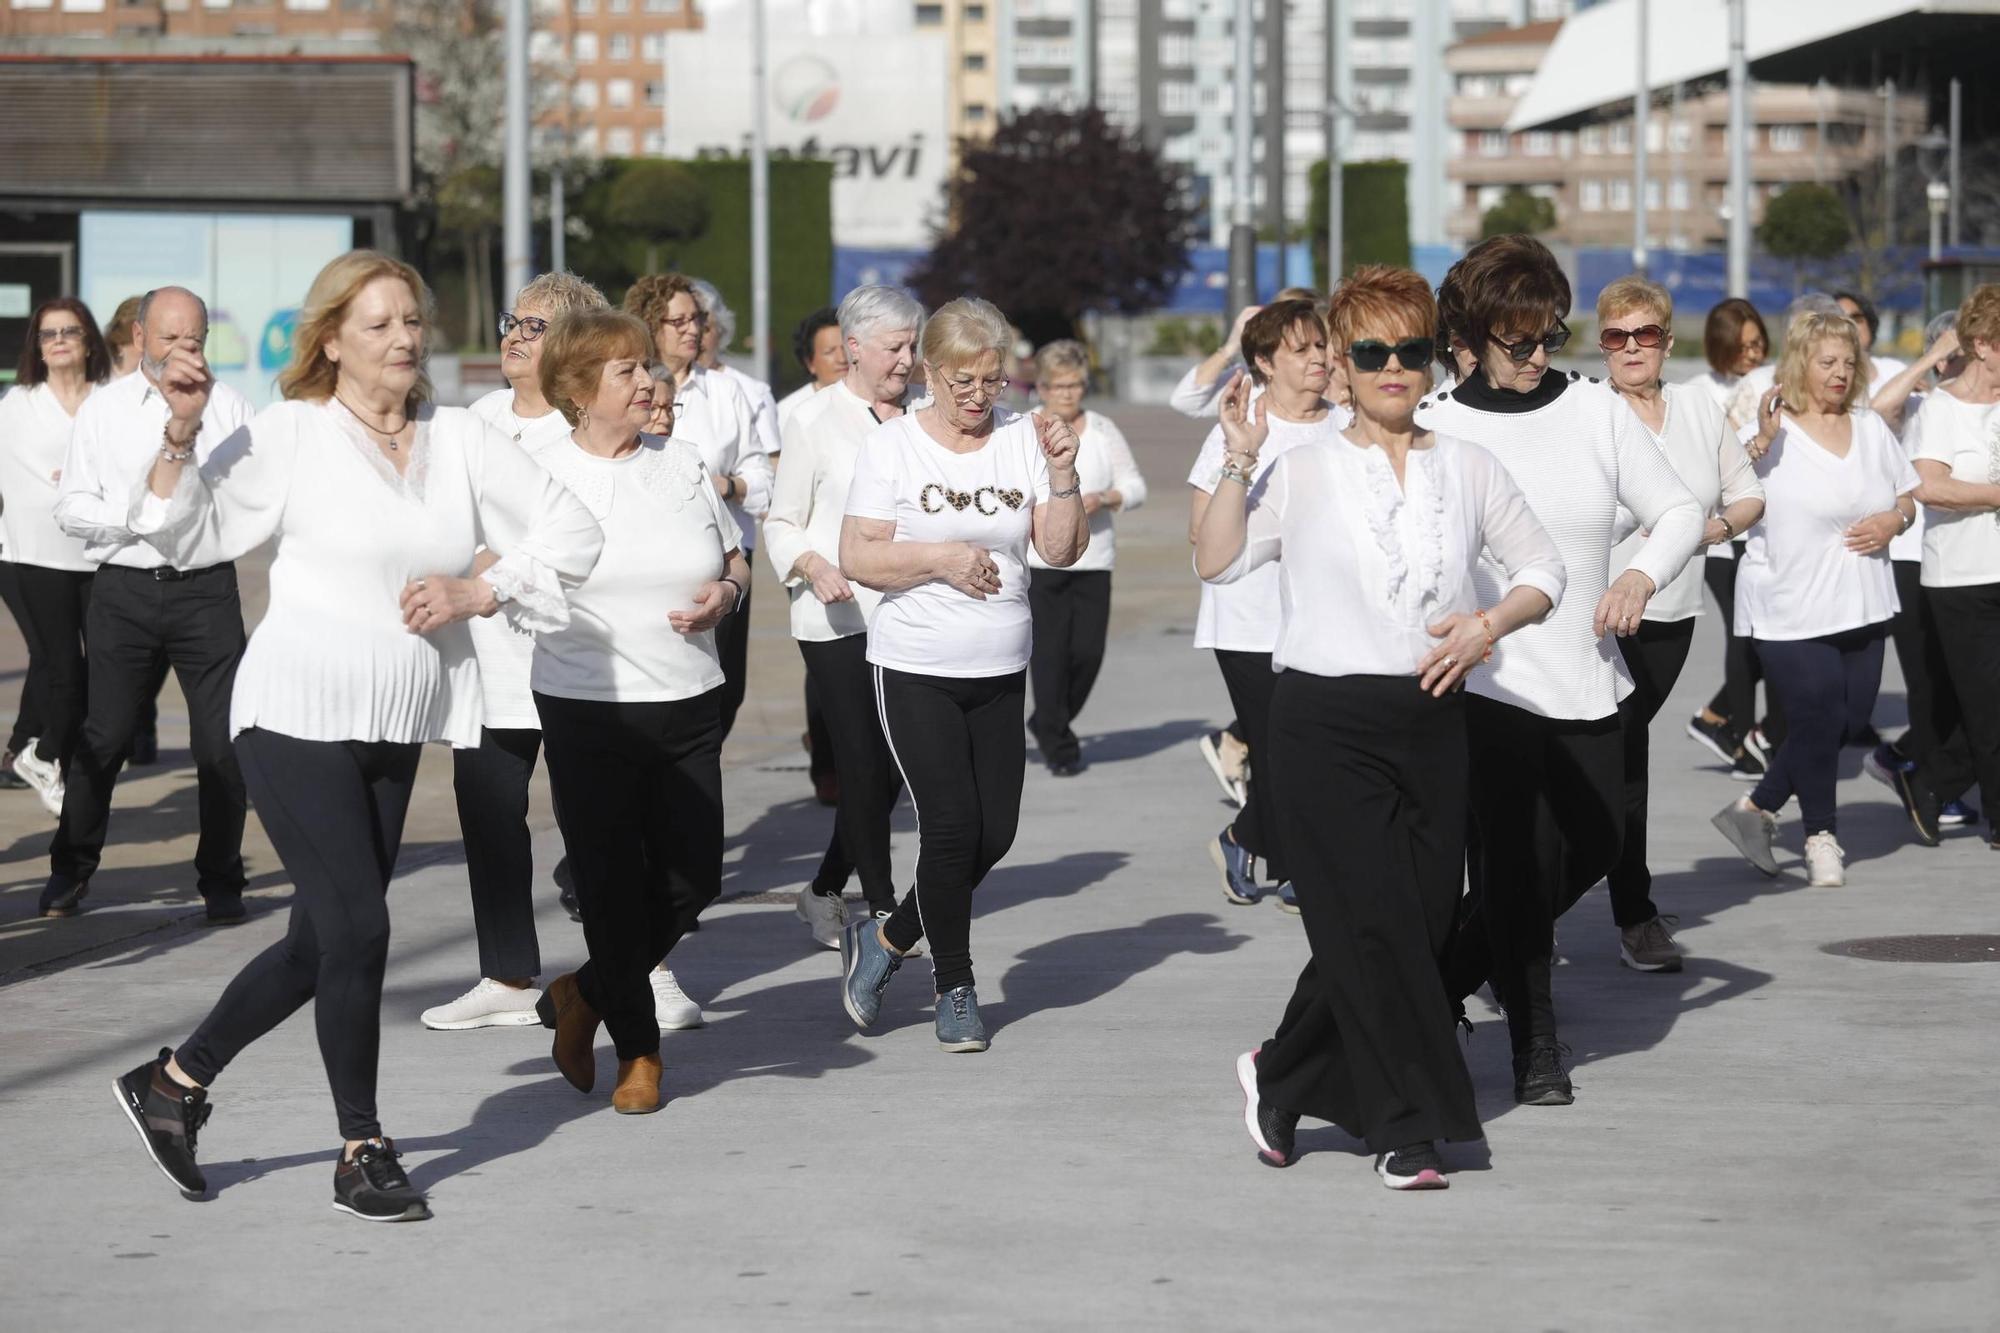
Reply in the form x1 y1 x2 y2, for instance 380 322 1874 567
1783 292 1845 341
689 278 736 348
1922 309 1957 353
516 271 609 319
1033 339 1089 382
837 285 923 345
919 296 1011 370
136 286 209 330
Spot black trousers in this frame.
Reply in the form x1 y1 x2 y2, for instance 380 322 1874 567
1751 627 1886 837
1887 561 1970 776
1448 695 1623 1052
1608 619 1695 928
50 563 247 899
177 728 421 1141
451 726 545 980
1213 648 1287 882
874 667 1026 994
799 635 903 914
806 673 836 783
713 577 751 742
1919 583 2000 822
9 564 92 767
1256 673 1481 1152
0 564 46 755
1704 551 1787 748
536 689 724 1060
1027 568 1113 767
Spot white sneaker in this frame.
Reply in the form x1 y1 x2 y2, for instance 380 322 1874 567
12 744 64 817
1804 832 1846 887
1711 796 1780 876
420 977 544 1030
652 968 705 1030
795 886 847 950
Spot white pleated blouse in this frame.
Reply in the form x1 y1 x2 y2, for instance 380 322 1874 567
131 399 603 747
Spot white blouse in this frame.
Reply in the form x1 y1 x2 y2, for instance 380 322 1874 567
1186 403 1352 653
1209 434 1565 679
718 361 784 462
530 435 738 704
1910 389 2000 589
1026 408 1147 573
464 389 577 731
0 383 97 572
1735 410 1917 641
670 364 771 553
1417 375 1704 721
131 400 602 747
763 381 888 642
1610 383 1763 622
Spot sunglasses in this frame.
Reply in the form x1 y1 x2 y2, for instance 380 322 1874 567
498 312 550 341
1598 324 1668 352
1494 326 1572 362
36 325 86 344
1347 337 1434 373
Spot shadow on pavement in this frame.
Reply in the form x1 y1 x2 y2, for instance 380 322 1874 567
1067 717 1213 766
982 911 1249 1033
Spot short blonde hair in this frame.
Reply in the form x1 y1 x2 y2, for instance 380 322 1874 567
1775 312 1865 414
516 271 609 319
107 295 142 352
538 310 656 426
920 297 1011 372
279 250 436 407
1958 283 2000 352
1596 274 1673 327
1033 339 1089 383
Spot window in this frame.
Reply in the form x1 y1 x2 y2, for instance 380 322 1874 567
1609 120 1631 152
607 127 634 155
644 79 664 107
609 0 627 9
1669 178 1690 210
572 31 597 61
1645 179 1661 208
643 128 667 154
575 0 593 10
1580 125 1603 154
607 77 633 106
1579 179 1604 212
1477 131 1507 158
915 1 941 21
643 0 680 10
1668 120 1694 153
641 32 663 59
1159 33 1193 66
1159 79 1195 114
571 79 598 108
1769 124 1806 152
965 102 989 123
1609 178 1632 210
608 33 631 60
576 127 600 155
965 2 985 18
1523 131 1553 157
963 52 986 70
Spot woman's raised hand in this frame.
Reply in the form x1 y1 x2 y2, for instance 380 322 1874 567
1218 371 1268 462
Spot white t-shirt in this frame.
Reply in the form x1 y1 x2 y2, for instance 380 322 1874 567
1888 390 1931 563
670 365 770 553
1209 434 1565 678
776 380 828 438
1735 411 1917 641
1909 389 2000 588
530 435 737 703
845 408 1051 678
1026 409 1147 573
465 389 577 729
1610 383 1763 622
1186 403 1352 652
0 383 98 572
1868 356 1909 397
763 380 889 641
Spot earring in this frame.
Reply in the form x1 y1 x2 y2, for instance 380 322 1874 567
578 408 589 428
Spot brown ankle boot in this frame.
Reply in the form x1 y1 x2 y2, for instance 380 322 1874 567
540 973 600 1093
612 1055 663 1115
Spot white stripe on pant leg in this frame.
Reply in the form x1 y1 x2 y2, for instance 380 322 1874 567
872 664 935 986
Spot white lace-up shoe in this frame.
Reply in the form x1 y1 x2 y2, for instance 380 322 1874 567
1804 832 1846 887
652 968 705 1030
419 978 544 1030
12 744 65 817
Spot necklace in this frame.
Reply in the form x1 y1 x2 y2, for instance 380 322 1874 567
336 394 408 450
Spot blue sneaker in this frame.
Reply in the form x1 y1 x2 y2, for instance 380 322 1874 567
1862 742 1915 787
840 916 901 1030
935 985 989 1052
1939 799 1976 828
1210 829 1261 905
1276 882 1300 915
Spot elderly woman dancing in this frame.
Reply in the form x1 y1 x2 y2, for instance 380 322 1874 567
1200 267 1564 1189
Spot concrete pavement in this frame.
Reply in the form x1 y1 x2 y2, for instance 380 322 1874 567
1 405 1995 1330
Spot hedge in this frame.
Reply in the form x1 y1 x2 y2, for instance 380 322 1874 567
1306 159 1412 288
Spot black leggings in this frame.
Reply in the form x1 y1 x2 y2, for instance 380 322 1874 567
1887 561 1968 775
0 563 48 756
874 666 1026 994
1608 619 1695 928
536 690 724 1060
1923 582 2000 822
1027 568 1112 767
176 729 420 1141
451 726 545 980
1751 627 1886 836
1257 673 1480 1152
1213 648 1287 881
800 635 903 914
11 564 92 767
714 576 751 742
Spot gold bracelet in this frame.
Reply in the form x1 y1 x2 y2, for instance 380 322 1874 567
1474 608 1496 664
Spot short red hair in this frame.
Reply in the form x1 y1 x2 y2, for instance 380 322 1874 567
1326 265 1437 351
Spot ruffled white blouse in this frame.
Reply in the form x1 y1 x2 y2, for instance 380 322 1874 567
131 399 602 747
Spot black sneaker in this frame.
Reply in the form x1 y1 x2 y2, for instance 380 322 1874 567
39 876 88 918
1684 713 1737 765
1889 768 1942 848
554 857 582 922
202 894 247 926
1375 1141 1449 1191
1234 1051 1297 1168
111 1048 211 1200
0 752 27 789
1728 746 1766 782
1513 1039 1574 1106
332 1138 431 1223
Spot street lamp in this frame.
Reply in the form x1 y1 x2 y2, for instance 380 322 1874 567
1926 180 1951 263
1917 127 1951 263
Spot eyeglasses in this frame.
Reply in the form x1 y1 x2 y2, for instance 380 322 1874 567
1597 324 1668 352
661 313 705 331
1347 337 1434 373
942 373 1008 400
1494 326 1572 362
36 325 85 344
498 312 550 342
1039 380 1087 394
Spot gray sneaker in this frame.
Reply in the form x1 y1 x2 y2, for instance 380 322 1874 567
840 915 901 1030
796 886 846 950
1712 797 1780 876
935 985 989 1053
1618 915 1683 973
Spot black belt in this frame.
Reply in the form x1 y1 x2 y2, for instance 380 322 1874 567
104 561 233 583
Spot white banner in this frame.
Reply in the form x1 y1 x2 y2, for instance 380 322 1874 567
664 30 947 249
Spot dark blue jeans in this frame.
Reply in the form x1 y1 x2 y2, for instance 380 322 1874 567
1751 626 1888 835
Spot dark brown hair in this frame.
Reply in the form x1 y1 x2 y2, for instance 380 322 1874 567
1433 234 1571 374
15 297 112 386
1240 298 1325 386
1701 298 1769 376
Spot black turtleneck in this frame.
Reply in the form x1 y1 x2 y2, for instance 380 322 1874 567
1432 367 1575 415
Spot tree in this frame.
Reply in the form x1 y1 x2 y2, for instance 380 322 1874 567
436 164 503 351
1480 186 1557 240
908 106 1196 347
1759 182 1852 294
606 161 712 272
